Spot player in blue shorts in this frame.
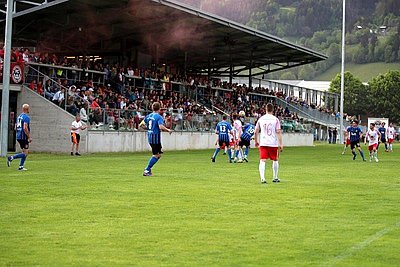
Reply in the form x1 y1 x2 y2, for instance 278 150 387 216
347 120 366 161
211 115 233 163
239 123 255 162
377 122 388 152
140 102 172 176
7 104 32 171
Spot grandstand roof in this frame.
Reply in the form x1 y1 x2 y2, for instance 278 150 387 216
1 0 327 77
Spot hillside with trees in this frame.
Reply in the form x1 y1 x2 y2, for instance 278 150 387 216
180 0 400 81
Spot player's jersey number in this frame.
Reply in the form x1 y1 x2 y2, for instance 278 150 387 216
263 123 273 136
219 125 226 133
16 118 22 129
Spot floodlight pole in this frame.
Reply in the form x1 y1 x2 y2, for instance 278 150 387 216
339 0 346 144
0 0 14 157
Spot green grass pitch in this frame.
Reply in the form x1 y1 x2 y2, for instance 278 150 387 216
1 144 399 266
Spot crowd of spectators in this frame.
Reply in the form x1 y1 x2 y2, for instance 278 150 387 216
24 65 309 131
2 47 350 132
43 80 211 131
209 83 301 123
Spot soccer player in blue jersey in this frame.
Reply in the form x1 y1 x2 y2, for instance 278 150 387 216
347 120 366 161
211 115 233 163
377 122 388 152
140 102 172 176
7 104 32 171
239 123 255 162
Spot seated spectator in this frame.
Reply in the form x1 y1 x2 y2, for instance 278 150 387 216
52 88 65 107
28 79 37 91
37 80 44 95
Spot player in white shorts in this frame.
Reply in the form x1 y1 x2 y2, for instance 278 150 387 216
232 114 243 163
364 122 380 162
386 123 396 152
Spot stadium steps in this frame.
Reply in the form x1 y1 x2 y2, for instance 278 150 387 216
17 85 86 153
275 98 346 128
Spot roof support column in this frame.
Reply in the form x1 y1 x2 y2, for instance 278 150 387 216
207 51 211 82
229 63 233 85
334 94 339 114
249 50 253 89
229 45 233 85
184 52 188 77
1 0 14 157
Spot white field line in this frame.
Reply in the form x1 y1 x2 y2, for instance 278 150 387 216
324 221 400 267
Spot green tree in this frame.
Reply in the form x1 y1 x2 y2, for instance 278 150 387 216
280 71 297 80
352 45 368 63
384 45 395 62
368 70 400 123
326 42 341 63
298 65 316 80
329 71 369 116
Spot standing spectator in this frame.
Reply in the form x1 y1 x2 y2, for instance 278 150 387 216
80 102 88 123
22 48 30 63
332 128 338 144
70 114 87 156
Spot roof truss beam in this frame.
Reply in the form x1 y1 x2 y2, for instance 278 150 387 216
12 0 69 19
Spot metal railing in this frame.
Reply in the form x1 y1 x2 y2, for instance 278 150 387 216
85 106 311 134
276 97 343 127
24 64 88 113
26 62 106 85
86 107 223 133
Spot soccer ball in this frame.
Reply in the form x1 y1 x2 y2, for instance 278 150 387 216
239 111 245 117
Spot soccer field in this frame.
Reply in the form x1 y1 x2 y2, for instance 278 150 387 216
1 144 399 266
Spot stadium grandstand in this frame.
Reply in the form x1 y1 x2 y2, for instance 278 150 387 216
0 0 342 154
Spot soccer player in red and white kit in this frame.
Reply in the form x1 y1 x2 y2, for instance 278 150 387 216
254 103 283 184
342 125 351 155
364 122 380 162
386 123 396 152
232 114 243 163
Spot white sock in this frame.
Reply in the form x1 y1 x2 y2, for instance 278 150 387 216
273 161 279 179
390 144 393 151
259 160 266 181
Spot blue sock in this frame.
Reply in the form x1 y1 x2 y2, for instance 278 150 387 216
146 156 159 171
212 148 220 159
227 149 232 160
360 150 365 160
245 147 249 157
235 150 239 158
385 143 388 150
20 154 27 167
